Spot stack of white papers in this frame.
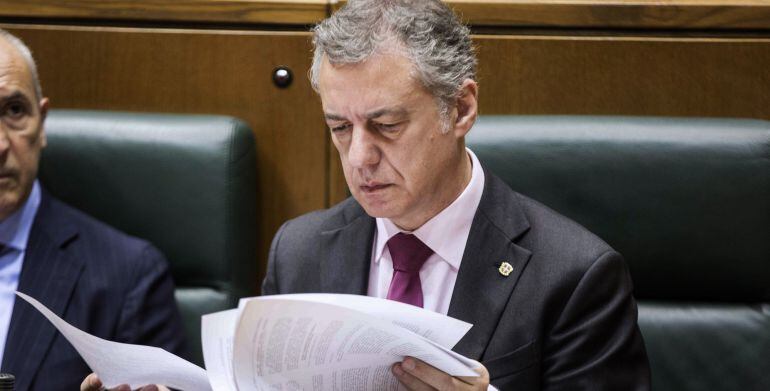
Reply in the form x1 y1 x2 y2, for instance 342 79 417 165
16 291 480 390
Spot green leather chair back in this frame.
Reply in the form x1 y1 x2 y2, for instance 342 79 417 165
468 116 770 391
39 110 258 366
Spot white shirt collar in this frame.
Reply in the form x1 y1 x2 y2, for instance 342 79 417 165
374 148 485 270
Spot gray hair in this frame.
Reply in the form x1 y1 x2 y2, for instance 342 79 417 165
310 0 476 119
0 29 43 100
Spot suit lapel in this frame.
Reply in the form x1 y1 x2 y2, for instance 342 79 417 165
1 193 82 390
319 201 375 295
314 175 533 361
449 172 532 361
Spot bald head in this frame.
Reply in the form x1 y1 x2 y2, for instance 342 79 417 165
0 29 42 100
0 28 48 220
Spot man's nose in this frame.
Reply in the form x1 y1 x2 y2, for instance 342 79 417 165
347 127 380 168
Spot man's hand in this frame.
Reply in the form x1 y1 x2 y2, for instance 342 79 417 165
392 357 490 390
80 373 169 391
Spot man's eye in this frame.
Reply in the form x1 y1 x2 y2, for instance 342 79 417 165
375 122 400 132
4 102 27 118
330 124 351 133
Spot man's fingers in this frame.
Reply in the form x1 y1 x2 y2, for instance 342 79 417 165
80 373 102 391
398 357 490 390
77 375 165 391
456 364 490 385
398 357 466 390
77 375 128 391
393 362 436 391
78 374 131 391
137 385 170 391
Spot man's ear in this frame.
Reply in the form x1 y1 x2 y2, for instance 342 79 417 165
39 97 49 148
39 97 49 120
452 79 478 138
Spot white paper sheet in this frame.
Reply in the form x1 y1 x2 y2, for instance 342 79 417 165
18 291 482 391
15 291 211 391
231 298 478 391
201 309 239 390
251 293 472 348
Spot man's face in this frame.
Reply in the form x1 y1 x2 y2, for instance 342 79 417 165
0 39 48 220
318 52 470 230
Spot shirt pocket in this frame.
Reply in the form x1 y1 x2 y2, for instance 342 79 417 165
483 340 539 380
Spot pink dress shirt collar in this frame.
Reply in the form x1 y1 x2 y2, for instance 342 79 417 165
374 148 485 270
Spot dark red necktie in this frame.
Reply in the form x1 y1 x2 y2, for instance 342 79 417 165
386 233 433 307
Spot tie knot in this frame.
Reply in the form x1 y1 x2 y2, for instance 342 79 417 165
387 233 433 273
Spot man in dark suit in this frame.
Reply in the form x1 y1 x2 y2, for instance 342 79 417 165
262 0 650 390
0 29 186 390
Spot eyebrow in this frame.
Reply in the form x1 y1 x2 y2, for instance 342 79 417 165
365 108 408 120
0 91 30 104
324 108 409 122
324 113 347 122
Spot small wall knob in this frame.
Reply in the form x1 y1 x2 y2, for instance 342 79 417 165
272 67 293 88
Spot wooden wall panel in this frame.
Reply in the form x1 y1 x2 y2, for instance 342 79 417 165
331 0 770 30
0 0 328 25
475 36 770 118
1 25 328 288
2 1 770 30
449 0 770 30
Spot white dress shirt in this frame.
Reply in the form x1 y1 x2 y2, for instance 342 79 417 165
368 148 485 315
0 181 42 363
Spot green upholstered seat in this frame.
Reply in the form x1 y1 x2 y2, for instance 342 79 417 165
39 110 258 366
468 116 770 391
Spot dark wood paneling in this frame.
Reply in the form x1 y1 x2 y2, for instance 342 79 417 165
450 0 770 30
0 0 328 25
476 36 770 118
331 0 770 30
2 25 328 287
3 1 768 30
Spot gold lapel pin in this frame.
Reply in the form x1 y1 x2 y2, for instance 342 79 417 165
498 261 513 277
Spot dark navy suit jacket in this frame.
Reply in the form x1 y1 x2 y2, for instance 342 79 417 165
0 191 186 390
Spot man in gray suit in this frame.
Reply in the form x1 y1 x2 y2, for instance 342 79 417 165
262 0 650 390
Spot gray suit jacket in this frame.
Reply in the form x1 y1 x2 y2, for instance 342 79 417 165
262 170 650 390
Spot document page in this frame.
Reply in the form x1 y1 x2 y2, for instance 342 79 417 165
231 298 479 391
18 291 481 391
15 292 211 391
201 309 239 390
252 293 472 348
